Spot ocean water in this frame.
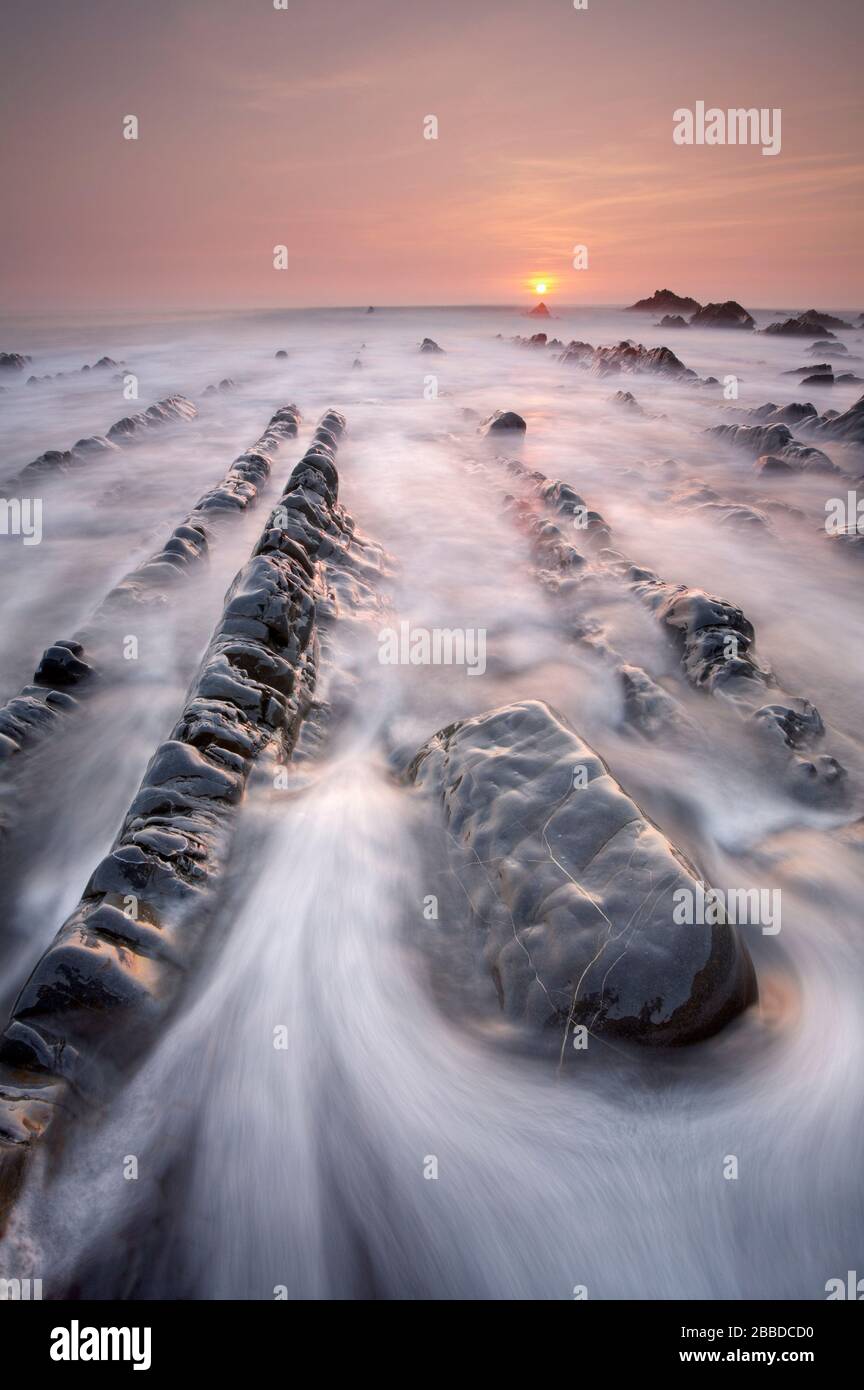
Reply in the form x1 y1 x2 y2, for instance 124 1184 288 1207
0 305 862 1299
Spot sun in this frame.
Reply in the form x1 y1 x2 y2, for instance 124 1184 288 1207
534 281 548 295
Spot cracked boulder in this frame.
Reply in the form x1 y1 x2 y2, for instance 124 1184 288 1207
408 700 757 1046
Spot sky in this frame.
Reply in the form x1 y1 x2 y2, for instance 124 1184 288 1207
1 0 862 312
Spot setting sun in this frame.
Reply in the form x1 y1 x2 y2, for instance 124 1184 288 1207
534 281 547 295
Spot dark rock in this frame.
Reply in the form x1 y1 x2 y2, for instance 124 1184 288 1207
611 390 645 414
627 289 701 315
688 301 755 330
408 699 756 1045
420 338 445 354
33 642 93 689
480 410 527 437
765 313 837 338
801 373 835 386
275 350 288 359
0 353 31 372
0 411 357 1185
801 391 864 446
527 302 552 318
657 315 689 329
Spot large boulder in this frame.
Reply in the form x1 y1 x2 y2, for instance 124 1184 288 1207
408 700 757 1046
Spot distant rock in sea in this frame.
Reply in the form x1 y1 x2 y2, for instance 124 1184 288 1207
657 314 689 328
0 352 32 372
688 301 755 330
627 289 701 315
610 389 646 414
558 338 697 380
366 306 375 314
765 312 837 337
527 301 551 318
419 337 445 354
801 309 853 330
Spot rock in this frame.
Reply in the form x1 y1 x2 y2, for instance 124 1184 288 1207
783 363 832 376
366 306 375 313
801 373 835 386
610 390 645 414
480 410 527 436
657 314 689 328
275 349 288 359
688 301 755 330
0 353 31 372
420 338 445 354
560 339 697 380
9 397 196 490
801 310 852 330
407 700 757 1045
809 340 847 355
802 391 864 446
0 410 358 1194
527 333 547 347
33 641 93 688
527 302 551 318
765 312 837 337
627 289 701 315
351 358 363 370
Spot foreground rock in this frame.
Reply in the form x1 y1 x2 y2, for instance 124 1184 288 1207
707 421 835 472
0 407 302 819
801 391 864 446
408 700 757 1045
627 289 700 315
0 411 357 1225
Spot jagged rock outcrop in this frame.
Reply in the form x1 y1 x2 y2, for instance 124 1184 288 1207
1 396 197 495
765 312 836 338
0 353 31 372
0 411 357 1226
559 339 697 381
0 408 302 782
486 453 845 798
527 302 551 319
658 315 689 329
627 289 701 315
408 700 757 1046
801 310 852 330
801 392 864 446
610 390 646 414
688 301 755 330
26 358 121 385
420 338 445 354
707 422 835 471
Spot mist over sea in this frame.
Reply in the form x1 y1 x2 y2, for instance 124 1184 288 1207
1 304 862 1299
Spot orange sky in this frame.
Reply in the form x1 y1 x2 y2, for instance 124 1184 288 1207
1 0 862 311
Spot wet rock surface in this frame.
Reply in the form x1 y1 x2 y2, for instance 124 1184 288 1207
0 411 357 1197
408 700 757 1046
2 395 197 494
0 408 303 785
